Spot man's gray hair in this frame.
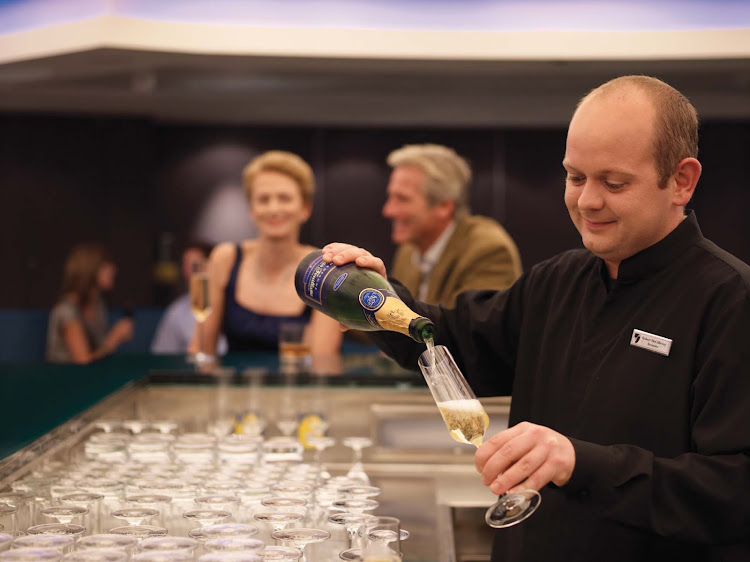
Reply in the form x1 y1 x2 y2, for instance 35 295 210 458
387 144 471 219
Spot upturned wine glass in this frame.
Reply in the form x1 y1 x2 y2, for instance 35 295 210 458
183 509 231 528
270 528 329 562
257 546 302 561
341 438 372 485
418 344 541 528
110 508 158 527
328 513 377 550
253 511 304 533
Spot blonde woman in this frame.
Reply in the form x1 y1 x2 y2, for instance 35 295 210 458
195 150 342 356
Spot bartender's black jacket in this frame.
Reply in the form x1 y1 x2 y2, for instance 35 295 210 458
370 212 750 561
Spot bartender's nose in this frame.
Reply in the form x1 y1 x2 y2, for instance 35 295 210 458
577 180 604 211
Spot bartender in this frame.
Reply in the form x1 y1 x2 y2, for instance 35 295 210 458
322 75 750 561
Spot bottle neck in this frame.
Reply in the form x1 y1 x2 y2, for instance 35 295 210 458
408 317 435 344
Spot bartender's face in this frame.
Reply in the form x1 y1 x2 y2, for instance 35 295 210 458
563 90 682 277
382 165 444 250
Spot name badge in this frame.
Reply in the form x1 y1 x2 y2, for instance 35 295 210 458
630 329 672 357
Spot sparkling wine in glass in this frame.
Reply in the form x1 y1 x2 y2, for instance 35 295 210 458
418 344 541 528
190 260 215 365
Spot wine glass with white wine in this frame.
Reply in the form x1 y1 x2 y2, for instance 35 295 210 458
418 344 541 528
190 259 215 366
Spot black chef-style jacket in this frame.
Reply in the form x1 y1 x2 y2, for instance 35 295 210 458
370 212 750 561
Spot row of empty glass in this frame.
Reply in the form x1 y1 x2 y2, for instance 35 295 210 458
0 418 408 561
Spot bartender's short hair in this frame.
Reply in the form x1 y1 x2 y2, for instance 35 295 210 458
577 75 699 189
387 143 471 219
242 150 315 206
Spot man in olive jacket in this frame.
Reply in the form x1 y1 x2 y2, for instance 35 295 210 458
383 143 522 307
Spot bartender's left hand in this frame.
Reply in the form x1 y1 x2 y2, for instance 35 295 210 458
475 421 576 495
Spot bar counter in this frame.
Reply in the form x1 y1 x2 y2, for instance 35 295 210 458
0 351 509 561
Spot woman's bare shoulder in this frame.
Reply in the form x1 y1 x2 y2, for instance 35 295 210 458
298 244 318 258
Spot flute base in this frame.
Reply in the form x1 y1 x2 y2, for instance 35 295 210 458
485 489 541 528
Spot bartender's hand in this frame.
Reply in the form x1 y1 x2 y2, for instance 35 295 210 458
475 421 576 495
321 243 387 279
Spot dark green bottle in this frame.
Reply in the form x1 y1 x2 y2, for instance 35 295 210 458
295 250 435 343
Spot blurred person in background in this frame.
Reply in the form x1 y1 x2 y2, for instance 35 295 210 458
382 143 522 307
46 242 133 363
194 150 342 355
151 241 228 355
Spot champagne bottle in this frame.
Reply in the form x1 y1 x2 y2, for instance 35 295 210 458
295 250 435 343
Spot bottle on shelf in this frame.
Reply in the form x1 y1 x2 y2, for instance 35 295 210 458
294 250 435 343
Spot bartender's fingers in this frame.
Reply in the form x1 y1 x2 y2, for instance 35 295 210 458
477 427 536 486
475 422 528 474
476 422 576 493
490 448 547 494
321 243 387 278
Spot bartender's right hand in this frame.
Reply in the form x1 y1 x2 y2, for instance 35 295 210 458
321 243 387 279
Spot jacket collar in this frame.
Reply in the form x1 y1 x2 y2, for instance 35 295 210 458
606 210 703 284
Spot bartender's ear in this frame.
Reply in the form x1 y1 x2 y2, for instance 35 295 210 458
670 157 702 206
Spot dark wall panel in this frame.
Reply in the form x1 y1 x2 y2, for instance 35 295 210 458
2 112 750 310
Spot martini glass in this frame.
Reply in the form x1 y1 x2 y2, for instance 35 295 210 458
341 438 372 485
418 345 541 528
338 549 361 561
270 529 329 562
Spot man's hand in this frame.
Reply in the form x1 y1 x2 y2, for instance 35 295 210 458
475 421 576 495
321 243 387 279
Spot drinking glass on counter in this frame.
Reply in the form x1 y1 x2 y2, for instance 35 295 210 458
418 344 541 528
190 259 215 366
278 323 312 373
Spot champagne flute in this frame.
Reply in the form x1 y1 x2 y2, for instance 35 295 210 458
418 345 541 528
190 259 214 366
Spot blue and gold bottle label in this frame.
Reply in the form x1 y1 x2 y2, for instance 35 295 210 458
359 288 413 330
301 255 337 306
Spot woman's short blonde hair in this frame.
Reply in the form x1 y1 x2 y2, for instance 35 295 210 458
242 150 315 206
